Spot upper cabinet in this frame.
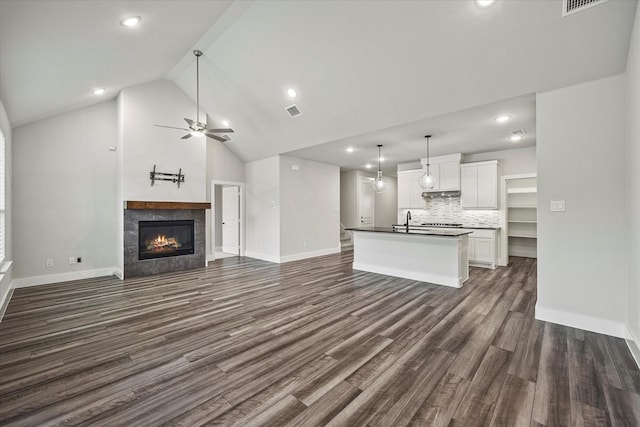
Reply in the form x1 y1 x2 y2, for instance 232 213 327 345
460 160 498 209
397 169 425 209
420 153 461 192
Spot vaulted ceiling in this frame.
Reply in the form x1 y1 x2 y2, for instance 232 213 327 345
1 0 637 173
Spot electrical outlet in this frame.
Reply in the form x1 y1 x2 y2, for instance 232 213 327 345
303 241 308 248
69 257 76 265
550 200 566 212
45 258 54 268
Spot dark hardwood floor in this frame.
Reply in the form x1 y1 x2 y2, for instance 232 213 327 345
0 252 638 426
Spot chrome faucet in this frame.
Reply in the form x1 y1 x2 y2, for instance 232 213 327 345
405 211 411 232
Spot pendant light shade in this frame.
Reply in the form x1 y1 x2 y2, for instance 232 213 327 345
372 144 387 193
418 135 435 190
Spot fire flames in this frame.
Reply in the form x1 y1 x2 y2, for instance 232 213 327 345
147 234 181 253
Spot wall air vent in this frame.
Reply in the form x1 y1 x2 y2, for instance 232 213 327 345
285 104 302 118
562 0 608 17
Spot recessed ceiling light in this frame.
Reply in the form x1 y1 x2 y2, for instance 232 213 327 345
121 16 141 27
287 88 297 99
92 88 105 95
475 0 495 8
365 164 372 169
510 129 525 141
495 115 511 123
222 120 230 127
346 147 354 153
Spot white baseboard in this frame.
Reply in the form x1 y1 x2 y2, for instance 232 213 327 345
626 326 640 369
244 251 281 264
0 261 14 322
0 288 13 323
279 246 341 263
535 304 628 339
13 267 121 288
113 268 124 280
246 246 341 264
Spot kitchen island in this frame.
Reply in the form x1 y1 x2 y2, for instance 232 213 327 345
346 227 471 288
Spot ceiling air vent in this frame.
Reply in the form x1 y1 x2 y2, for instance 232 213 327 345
562 0 608 17
285 104 302 118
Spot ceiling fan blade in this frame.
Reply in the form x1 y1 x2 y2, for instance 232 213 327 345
206 128 235 133
184 118 194 127
205 133 230 142
181 134 192 140
155 124 189 131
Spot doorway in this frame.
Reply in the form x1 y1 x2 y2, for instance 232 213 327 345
211 181 245 260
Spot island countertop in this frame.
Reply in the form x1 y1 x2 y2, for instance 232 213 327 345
346 226 472 237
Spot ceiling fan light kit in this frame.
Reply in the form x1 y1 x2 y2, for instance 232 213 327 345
155 50 234 142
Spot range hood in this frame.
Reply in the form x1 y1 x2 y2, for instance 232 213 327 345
422 190 460 199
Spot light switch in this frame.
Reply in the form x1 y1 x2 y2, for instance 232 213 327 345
550 200 566 212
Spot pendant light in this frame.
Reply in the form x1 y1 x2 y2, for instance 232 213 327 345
372 144 387 193
418 135 435 190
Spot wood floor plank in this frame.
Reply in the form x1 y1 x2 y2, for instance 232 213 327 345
0 253 638 426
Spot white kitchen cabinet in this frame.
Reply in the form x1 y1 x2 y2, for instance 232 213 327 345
460 160 498 209
396 169 424 209
463 228 497 268
420 153 461 192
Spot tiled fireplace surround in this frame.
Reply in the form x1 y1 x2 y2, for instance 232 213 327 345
123 201 209 278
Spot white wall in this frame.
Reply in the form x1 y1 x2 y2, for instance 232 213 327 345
375 176 397 227
279 155 340 260
464 146 536 177
206 133 245 185
121 79 207 202
0 99 13 310
340 170 358 228
245 156 280 262
12 101 119 280
205 125 245 260
626 4 640 360
536 74 629 338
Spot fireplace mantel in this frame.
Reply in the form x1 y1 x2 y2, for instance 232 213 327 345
124 201 211 210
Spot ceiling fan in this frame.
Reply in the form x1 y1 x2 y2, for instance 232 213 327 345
155 49 234 142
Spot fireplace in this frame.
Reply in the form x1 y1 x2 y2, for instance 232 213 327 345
138 220 194 260
123 202 208 278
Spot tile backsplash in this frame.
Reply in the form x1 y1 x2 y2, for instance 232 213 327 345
399 196 502 228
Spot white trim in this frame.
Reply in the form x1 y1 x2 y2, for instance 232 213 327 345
535 304 628 339
245 246 341 264
279 246 341 263
211 180 246 259
352 261 462 288
13 267 120 288
626 326 640 369
0 260 13 321
0 288 13 323
244 251 280 264
113 268 124 280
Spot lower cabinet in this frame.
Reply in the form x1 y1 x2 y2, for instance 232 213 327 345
464 229 497 269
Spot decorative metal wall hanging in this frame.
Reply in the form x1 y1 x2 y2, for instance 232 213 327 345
149 164 185 188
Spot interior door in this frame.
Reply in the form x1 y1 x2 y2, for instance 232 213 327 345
359 177 374 227
222 186 239 255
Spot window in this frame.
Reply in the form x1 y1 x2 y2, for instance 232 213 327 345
0 130 5 263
